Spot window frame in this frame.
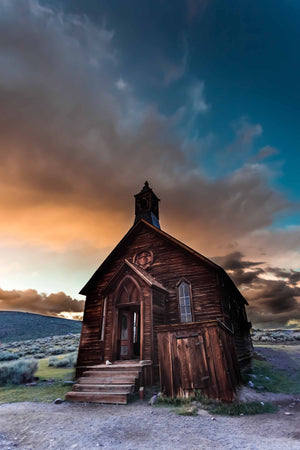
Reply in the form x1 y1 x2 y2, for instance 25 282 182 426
176 279 194 323
100 296 107 341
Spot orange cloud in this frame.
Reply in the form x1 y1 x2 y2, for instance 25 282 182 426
0 288 84 317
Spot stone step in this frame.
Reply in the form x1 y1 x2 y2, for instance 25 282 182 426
73 383 134 393
65 391 129 404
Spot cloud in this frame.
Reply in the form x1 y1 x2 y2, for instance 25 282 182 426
213 251 263 270
232 117 263 147
266 267 300 286
0 1 299 328
116 78 128 91
222 117 263 165
0 0 291 256
189 80 208 113
163 37 189 85
253 145 279 162
213 251 300 327
246 279 300 327
0 287 84 317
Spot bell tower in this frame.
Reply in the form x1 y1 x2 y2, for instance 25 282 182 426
134 181 160 229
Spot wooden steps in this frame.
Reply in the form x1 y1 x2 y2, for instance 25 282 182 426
65 391 129 404
65 361 143 404
73 383 134 393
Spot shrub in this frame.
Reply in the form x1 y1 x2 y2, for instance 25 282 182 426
48 353 77 368
65 346 77 352
34 353 46 359
25 345 40 354
48 347 65 355
0 358 38 385
48 356 59 367
0 351 19 361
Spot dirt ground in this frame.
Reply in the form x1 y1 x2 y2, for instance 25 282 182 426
0 344 299 450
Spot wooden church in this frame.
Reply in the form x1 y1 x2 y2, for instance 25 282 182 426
66 182 252 404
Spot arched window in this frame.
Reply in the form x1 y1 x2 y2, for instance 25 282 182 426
178 281 192 323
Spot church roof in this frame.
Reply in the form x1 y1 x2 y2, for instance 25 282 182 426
102 258 169 294
80 219 247 304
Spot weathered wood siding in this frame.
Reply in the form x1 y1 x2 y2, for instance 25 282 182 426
156 321 241 402
77 222 252 381
76 293 103 374
218 274 253 371
77 223 224 369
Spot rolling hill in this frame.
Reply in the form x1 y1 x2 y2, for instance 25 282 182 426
0 311 82 343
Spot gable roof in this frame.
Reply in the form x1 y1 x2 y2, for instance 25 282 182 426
102 259 169 295
80 219 247 304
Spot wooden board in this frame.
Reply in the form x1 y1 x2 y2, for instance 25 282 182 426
157 321 241 401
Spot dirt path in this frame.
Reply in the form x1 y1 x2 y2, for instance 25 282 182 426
0 344 299 450
0 399 299 450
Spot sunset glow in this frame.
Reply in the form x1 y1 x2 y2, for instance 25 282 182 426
0 0 299 328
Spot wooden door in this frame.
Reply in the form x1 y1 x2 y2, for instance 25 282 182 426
119 310 133 359
174 333 209 391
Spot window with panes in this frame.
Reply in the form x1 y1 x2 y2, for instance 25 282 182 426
178 281 192 323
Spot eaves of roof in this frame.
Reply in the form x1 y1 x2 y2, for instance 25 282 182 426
102 258 169 295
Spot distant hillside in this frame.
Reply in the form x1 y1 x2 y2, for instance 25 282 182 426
0 311 82 343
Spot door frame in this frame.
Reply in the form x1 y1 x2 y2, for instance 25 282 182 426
116 305 140 360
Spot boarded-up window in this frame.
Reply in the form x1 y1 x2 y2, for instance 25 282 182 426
178 281 192 323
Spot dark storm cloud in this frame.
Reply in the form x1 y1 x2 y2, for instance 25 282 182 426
0 0 291 253
0 1 299 328
213 251 263 270
246 279 300 327
266 267 300 286
213 251 300 327
0 288 84 316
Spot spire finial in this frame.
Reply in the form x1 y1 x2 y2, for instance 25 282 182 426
134 182 161 229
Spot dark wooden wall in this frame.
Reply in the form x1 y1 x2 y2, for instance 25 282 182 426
219 274 253 371
156 321 241 402
77 224 224 369
76 222 252 377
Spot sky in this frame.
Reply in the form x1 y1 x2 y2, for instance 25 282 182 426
0 0 299 327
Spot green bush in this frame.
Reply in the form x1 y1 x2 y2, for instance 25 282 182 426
0 358 38 385
48 353 77 368
48 347 65 355
65 346 77 352
0 351 19 361
25 345 40 354
34 353 46 359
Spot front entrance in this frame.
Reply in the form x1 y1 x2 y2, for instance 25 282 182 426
118 308 140 360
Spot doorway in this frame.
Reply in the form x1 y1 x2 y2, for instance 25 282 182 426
118 308 140 360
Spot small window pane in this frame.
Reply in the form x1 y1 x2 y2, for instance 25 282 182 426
120 345 128 356
178 281 192 323
121 314 128 340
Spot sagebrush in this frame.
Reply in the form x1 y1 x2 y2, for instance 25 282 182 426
0 358 38 385
48 353 77 368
